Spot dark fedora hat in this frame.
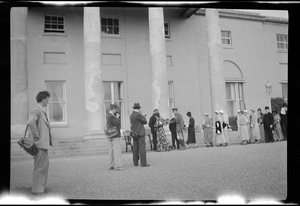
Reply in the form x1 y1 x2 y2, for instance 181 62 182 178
133 103 141 109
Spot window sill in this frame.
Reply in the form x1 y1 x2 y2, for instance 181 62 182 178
50 123 69 128
222 46 233 49
43 32 68 37
165 38 172 41
277 50 288 53
101 34 123 39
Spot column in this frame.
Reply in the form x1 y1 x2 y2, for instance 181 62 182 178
205 9 227 114
148 8 170 119
11 7 28 139
83 7 105 138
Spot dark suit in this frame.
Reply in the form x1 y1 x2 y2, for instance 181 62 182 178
169 118 179 149
130 111 148 166
27 105 52 193
148 115 157 151
263 112 274 142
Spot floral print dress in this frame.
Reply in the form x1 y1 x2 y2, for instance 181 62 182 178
155 117 173 152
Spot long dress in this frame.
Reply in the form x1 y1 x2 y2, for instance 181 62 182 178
280 107 287 140
250 113 261 141
215 120 225 145
155 117 173 152
186 117 196 145
273 114 284 141
257 113 265 142
203 118 213 146
238 114 249 141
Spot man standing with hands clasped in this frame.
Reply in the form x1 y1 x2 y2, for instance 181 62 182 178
130 103 150 167
263 106 274 143
27 91 53 195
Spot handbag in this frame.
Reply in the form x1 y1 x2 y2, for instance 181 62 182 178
104 125 119 139
17 125 38 156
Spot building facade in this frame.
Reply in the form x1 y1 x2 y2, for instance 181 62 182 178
11 7 288 141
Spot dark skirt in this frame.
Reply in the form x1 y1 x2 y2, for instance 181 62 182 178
186 126 196 144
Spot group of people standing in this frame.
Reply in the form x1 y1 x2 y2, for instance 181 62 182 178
237 105 287 145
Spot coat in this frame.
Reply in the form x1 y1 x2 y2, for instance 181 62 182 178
237 114 249 141
148 114 157 134
169 118 177 133
106 112 121 137
175 113 185 133
27 105 52 150
263 112 274 129
130 111 147 137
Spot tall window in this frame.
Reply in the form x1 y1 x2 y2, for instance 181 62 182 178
276 34 288 50
44 15 65 33
168 81 175 116
45 81 67 124
101 18 119 35
221 31 232 46
281 83 288 103
164 22 171 39
226 82 245 117
103 82 123 127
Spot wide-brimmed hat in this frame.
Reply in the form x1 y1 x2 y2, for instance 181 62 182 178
214 110 219 114
219 110 224 114
132 103 141 109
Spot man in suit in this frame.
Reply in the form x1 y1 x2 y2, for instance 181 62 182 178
169 117 179 149
130 103 150 167
148 109 159 151
106 104 124 171
27 91 52 194
172 108 186 150
263 106 274 143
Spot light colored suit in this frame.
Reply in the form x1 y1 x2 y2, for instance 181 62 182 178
27 105 52 193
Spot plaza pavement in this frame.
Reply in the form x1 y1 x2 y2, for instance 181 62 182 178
9 141 287 203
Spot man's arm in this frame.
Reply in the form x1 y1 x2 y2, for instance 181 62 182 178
27 109 40 141
138 113 147 124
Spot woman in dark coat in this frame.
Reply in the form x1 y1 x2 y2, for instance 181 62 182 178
186 112 197 148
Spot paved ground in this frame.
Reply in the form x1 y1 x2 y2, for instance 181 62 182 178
9 141 287 202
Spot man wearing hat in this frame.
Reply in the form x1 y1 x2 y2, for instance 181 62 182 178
148 109 159 151
263 106 274 143
130 103 150 167
172 108 186 150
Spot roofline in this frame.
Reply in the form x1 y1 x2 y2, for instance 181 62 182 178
195 8 288 24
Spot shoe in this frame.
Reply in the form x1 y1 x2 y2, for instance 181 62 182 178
141 164 150 167
44 188 51 193
115 167 125 171
108 167 114 170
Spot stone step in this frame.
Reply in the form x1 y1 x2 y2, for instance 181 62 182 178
11 131 241 162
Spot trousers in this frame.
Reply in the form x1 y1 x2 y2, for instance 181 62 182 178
108 137 123 168
133 136 147 166
32 149 49 193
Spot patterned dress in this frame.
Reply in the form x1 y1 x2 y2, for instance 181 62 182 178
155 117 173 152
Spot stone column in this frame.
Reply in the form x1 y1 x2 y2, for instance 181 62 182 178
205 9 227 114
148 8 170 119
83 7 105 138
11 7 28 139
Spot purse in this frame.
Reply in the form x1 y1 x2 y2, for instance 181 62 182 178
104 125 119 139
17 125 38 156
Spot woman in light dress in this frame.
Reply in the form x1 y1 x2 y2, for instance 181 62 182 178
202 113 213 147
238 110 250 145
272 110 285 142
250 109 261 143
214 110 226 147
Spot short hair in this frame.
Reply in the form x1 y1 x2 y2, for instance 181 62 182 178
186 112 191 117
265 106 270 110
257 108 261 112
36 91 50 103
109 104 118 110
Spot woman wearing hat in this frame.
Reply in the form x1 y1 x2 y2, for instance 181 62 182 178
219 110 229 147
257 108 265 143
272 110 284 142
238 110 250 145
186 112 197 148
202 113 213 147
244 110 252 143
250 109 261 143
154 113 173 152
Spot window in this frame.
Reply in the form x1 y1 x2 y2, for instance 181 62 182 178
281 83 288 102
226 82 245 117
45 81 67 124
103 82 123 127
221 31 232 46
276 34 288 50
168 81 175 115
44 15 65 33
101 18 119 35
164 22 171 39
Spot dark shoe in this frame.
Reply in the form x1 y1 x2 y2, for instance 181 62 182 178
44 188 51 193
141 164 150 167
108 167 114 170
